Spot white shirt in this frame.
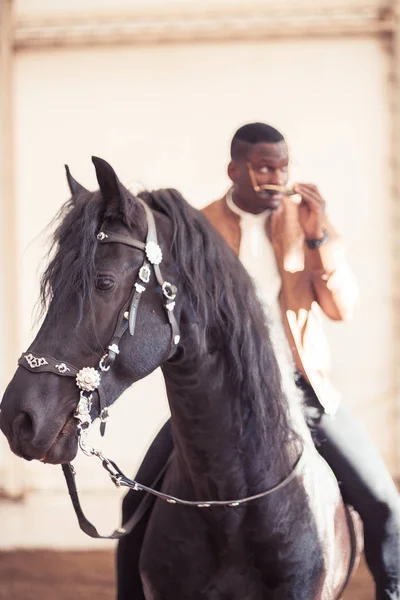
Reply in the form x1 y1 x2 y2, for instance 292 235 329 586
226 188 282 324
226 189 299 405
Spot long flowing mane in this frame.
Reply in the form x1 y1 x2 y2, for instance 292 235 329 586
141 189 298 452
40 186 298 453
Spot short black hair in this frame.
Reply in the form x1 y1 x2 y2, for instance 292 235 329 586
230 122 285 160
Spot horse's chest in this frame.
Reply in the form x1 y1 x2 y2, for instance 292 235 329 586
139 499 320 600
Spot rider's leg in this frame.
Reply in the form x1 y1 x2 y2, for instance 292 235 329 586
300 379 400 600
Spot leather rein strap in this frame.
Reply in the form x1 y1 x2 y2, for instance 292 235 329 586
61 456 172 539
59 448 305 539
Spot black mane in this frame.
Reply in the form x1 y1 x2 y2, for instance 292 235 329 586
40 185 297 451
140 189 297 450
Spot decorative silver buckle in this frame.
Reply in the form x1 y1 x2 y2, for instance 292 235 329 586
162 282 177 300
99 355 111 372
135 282 146 294
74 391 93 429
100 407 109 423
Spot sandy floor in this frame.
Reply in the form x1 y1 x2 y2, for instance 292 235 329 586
0 549 374 600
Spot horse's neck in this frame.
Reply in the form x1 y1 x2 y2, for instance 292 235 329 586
162 338 302 500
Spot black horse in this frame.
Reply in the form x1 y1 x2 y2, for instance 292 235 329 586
0 158 361 599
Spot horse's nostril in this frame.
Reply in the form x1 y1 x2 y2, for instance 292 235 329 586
12 411 34 441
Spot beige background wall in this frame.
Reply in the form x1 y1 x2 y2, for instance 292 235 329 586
0 0 398 547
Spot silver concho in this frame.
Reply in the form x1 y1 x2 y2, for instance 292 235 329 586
55 363 70 374
25 354 48 369
139 265 151 283
145 241 162 265
76 367 101 392
97 232 108 241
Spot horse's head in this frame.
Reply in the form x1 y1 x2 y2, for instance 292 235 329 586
0 158 180 464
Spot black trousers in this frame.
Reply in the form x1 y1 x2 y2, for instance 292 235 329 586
299 377 400 600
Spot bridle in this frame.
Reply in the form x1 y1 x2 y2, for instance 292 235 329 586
18 198 180 439
16 197 304 539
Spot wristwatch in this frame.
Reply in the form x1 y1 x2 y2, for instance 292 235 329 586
305 229 329 249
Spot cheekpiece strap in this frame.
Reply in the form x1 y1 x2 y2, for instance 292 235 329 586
97 197 180 350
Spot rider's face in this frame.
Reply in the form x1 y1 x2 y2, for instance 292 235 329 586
228 141 289 214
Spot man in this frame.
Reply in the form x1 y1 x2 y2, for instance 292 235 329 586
201 122 400 600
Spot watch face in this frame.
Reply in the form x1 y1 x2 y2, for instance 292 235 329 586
305 230 329 249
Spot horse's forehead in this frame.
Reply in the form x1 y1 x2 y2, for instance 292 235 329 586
105 219 144 236
94 208 174 269
95 239 142 266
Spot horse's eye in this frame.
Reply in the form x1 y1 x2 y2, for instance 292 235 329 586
95 276 115 292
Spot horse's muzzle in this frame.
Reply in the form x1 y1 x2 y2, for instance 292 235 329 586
0 368 79 463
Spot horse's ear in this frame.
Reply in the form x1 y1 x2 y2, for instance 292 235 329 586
91 156 134 213
64 165 88 195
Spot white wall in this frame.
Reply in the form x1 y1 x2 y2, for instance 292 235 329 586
0 34 397 545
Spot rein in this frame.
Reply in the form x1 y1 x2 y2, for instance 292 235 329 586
18 198 304 539
59 446 305 539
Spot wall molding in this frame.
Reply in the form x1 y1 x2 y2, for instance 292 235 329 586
13 2 395 49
